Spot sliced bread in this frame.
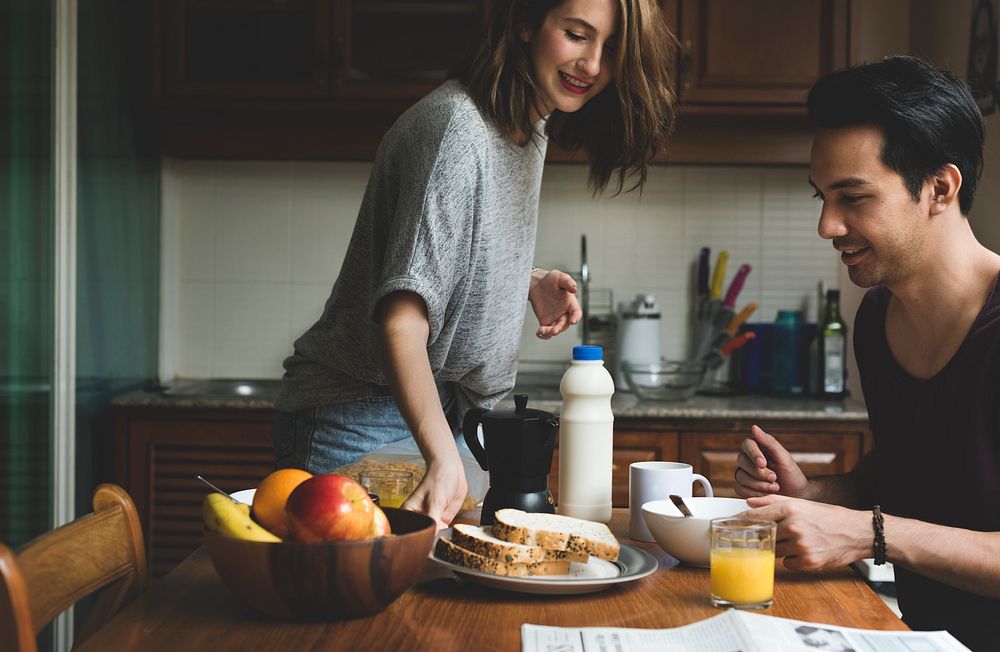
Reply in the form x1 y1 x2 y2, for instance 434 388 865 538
491 509 620 561
451 524 589 564
434 536 571 577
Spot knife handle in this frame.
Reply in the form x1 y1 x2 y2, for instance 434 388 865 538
723 264 751 309
726 302 758 335
721 330 755 356
709 250 729 300
697 247 710 297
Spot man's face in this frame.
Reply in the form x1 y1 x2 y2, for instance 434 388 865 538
809 124 926 288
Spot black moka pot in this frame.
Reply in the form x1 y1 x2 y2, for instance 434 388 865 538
463 394 559 525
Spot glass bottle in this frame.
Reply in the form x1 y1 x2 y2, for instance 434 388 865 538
807 281 825 396
820 289 847 397
772 310 803 396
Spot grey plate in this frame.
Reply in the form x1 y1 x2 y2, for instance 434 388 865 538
430 533 658 595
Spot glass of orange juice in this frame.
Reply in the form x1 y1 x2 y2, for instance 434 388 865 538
710 517 776 609
358 469 414 508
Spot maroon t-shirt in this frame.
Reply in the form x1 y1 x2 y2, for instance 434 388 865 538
855 276 1000 650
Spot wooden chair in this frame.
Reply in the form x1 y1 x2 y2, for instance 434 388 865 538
0 483 148 652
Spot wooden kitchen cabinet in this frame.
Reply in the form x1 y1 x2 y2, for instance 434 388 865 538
114 406 276 577
662 0 852 164
678 422 868 497
156 0 491 101
158 0 333 99
549 417 869 506
153 0 494 159
673 0 850 108
152 0 854 163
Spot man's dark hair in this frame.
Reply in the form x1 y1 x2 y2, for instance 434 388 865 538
807 55 984 215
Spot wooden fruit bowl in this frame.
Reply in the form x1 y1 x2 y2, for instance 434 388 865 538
205 507 436 619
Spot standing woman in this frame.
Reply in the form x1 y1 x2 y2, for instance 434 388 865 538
274 0 676 528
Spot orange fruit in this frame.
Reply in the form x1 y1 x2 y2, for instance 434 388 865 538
252 468 313 537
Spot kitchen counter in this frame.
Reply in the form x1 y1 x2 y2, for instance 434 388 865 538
112 379 283 410
114 379 867 421
501 391 867 421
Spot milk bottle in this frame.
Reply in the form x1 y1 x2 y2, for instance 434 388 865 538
557 345 614 522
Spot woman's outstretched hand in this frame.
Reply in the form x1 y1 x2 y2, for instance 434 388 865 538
528 268 582 339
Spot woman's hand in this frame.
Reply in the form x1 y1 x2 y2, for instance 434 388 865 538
401 453 468 529
528 268 582 339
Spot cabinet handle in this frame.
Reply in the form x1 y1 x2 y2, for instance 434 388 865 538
678 39 693 91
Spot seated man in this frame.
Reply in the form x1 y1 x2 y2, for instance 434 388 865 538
735 55 1000 651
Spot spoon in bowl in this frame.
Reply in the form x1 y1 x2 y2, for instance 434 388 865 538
669 494 694 518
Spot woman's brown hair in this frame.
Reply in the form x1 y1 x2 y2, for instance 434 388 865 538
458 0 677 195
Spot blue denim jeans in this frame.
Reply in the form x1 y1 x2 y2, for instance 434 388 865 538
272 381 464 472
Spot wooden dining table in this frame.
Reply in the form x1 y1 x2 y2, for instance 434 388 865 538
75 509 907 651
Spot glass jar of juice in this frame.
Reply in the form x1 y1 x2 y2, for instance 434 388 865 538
358 469 414 508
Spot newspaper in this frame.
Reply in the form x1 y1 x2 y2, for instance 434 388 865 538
522 609 971 652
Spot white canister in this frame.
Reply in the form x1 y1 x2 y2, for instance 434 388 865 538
615 294 662 389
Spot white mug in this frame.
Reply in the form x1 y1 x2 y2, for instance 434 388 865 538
629 461 713 541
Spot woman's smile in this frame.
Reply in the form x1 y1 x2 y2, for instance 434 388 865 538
558 71 593 94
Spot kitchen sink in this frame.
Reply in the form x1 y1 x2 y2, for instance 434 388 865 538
161 378 283 400
510 360 566 402
509 382 562 402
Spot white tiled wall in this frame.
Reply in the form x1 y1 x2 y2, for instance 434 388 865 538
160 159 838 379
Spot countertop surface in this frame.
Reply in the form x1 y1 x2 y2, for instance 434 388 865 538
500 392 868 421
113 379 868 421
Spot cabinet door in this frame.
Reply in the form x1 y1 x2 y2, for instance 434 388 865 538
120 415 275 577
680 428 863 498
678 0 849 107
549 429 679 507
158 0 333 98
336 1 492 99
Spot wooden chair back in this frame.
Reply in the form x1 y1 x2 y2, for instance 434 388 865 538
0 483 148 652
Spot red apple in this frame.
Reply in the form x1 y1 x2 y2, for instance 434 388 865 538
368 505 391 538
285 473 374 542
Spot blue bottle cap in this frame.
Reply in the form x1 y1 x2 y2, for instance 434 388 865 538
572 345 603 361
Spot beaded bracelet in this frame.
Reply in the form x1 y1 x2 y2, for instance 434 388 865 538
872 504 887 565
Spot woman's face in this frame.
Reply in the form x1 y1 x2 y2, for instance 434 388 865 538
523 0 619 122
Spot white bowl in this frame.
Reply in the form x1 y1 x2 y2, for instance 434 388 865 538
641 496 749 567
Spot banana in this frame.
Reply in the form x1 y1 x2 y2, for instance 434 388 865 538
202 493 281 542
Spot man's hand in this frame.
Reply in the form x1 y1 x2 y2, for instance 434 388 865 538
401 455 468 530
734 425 811 499
528 268 582 339
745 495 871 571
